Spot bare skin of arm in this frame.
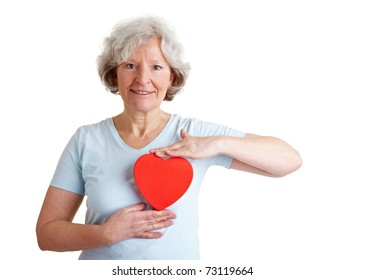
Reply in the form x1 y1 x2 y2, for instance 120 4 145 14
150 130 302 177
36 186 176 252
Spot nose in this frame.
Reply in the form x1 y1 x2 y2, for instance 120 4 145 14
135 66 151 85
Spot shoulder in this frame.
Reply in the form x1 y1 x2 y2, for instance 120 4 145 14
171 114 197 126
172 114 245 137
171 114 221 135
74 118 111 138
68 118 113 149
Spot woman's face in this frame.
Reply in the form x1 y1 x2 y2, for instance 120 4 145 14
115 38 173 114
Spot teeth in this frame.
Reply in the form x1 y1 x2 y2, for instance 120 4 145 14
132 90 152 95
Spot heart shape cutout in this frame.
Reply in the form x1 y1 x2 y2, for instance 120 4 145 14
134 154 193 210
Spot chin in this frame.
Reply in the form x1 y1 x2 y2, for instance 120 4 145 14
131 103 162 114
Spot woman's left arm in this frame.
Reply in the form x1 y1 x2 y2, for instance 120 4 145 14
223 133 302 177
150 129 302 177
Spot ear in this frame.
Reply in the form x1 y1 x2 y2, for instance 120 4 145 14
113 68 119 86
169 69 174 84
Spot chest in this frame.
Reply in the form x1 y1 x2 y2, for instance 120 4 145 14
79 144 211 223
118 133 160 150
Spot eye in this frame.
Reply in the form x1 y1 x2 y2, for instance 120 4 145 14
125 63 137 70
153 65 163 71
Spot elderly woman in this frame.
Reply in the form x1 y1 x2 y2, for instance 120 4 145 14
36 16 302 260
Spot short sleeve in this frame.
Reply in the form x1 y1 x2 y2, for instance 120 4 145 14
182 118 245 168
50 127 85 195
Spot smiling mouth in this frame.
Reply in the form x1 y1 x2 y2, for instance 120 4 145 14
130 89 154 96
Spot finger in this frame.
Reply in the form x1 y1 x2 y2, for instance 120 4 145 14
156 143 189 157
151 142 183 154
149 147 171 158
126 202 146 213
154 151 171 158
163 150 185 158
135 214 175 239
150 147 169 155
166 148 195 158
137 231 164 239
154 148 191 159
169 141 186 151
143 209 176 221
146 219 174 231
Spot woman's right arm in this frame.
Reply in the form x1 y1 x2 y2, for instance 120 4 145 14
36 186 176 252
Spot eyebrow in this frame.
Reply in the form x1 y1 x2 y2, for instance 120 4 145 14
123 58 168 63
149 59 169 65
119 58 169 68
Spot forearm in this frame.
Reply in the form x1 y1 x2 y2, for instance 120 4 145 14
37 220 108 252
151 130 302 177
216 134 302 177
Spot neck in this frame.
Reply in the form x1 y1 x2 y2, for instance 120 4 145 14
115 109 170 138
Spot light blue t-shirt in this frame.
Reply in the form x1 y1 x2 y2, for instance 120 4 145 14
50 114 244 260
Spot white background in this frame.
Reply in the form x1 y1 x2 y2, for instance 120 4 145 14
1 0 364 279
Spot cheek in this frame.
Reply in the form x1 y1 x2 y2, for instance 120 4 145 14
116 75 132 88
159 75 173 89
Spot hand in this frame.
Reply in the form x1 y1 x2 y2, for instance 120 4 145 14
102 203 176 244
150 129 220 159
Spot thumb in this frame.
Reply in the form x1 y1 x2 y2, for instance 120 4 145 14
180 128 190 139
127 202 147 212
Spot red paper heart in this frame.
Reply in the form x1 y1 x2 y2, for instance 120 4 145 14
134 154 193 210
